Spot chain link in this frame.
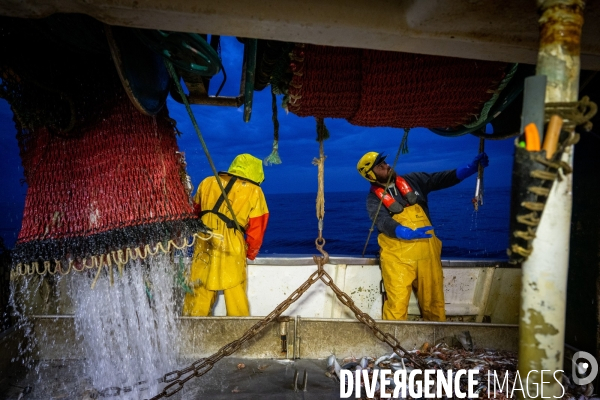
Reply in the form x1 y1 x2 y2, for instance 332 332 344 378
150 245 424 398
99 387 122 397
162 370 183 384
148 255 328 400
160 380 185 397
95 380 150 398
319 269 426 370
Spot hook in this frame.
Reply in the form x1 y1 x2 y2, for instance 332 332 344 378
313 237 330 266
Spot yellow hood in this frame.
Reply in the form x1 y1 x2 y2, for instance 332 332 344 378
227 154 265 184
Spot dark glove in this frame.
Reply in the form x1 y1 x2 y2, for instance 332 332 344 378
395 225 433 240
456 152 489 181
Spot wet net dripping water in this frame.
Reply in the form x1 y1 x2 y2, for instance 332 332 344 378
69 254 180 399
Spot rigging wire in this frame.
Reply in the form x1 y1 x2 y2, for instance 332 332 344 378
361 128 410 257
165 59 243 234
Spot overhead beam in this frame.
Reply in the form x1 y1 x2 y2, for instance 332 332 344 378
1 0 600 69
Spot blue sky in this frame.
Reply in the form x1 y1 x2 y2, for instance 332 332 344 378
168 37 515 194
0 36 516 246
174 91 515 195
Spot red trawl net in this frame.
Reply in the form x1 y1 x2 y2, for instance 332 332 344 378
12 87 208 265
0 15 211 267
287 44 508 128
7 75 208 266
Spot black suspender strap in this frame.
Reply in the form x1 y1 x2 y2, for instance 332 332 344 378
212 176 237 212
199 176 246 234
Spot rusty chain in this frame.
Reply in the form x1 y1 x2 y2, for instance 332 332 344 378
149 241 423 399
148 126 423 399
317 263 426 370
148 248 329 399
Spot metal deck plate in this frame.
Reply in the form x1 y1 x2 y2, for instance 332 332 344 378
0 358 342 400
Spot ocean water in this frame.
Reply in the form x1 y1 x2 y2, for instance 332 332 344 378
260 185 511 259
1 185 511 259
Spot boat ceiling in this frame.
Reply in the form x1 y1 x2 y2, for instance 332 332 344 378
1 0 599 70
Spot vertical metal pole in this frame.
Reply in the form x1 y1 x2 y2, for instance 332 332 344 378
473 137 485 211
519 1 584 397
243 38 257 123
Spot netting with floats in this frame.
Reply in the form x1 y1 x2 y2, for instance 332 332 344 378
285 44 509 129
0 15 209 270
13 92 209 266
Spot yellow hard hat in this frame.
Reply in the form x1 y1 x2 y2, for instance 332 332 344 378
357 152 387 182
228 154 265 185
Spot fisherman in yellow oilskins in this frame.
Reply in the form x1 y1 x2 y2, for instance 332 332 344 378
183 154 269 317
357 151 488 321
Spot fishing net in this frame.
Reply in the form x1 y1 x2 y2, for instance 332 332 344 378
285 44 509 129
287 44 362 118
0 15 210 270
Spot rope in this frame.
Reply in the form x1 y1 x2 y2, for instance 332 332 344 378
361 128 410 257
400 128 409 154
315 117 330 141
464 63 519 129
507 118 582 263
11 232 222 286
165 59 243 234
313 118 328 238
544 96 597 131
264 87 282 166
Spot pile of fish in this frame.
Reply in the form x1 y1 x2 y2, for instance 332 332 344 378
324 333 597 399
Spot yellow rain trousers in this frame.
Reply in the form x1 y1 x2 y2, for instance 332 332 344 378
183 154 269 317
378 204 446 321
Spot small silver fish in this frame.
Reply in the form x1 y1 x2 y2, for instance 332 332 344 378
341 361 360 370
455 331 474 351
424 357 443 367
326 354 342 377
326 354 336 374
359 356 369 369
390 362 404 372
375 354 390 366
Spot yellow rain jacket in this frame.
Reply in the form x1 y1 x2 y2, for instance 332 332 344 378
184 154 269 315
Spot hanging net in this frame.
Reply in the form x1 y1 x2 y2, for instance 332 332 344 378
285 44 509 128
0 15 210 269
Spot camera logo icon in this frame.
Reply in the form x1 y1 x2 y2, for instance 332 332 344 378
572 351 598 385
